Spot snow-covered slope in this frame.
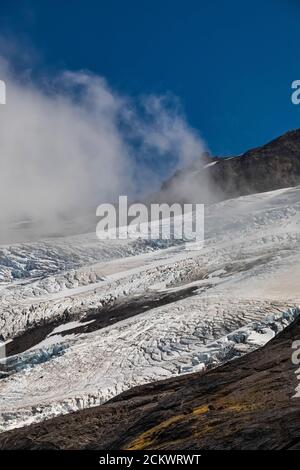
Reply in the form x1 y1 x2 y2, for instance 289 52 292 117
0 186 300 431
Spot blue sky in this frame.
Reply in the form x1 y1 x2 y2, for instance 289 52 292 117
0 0 300 156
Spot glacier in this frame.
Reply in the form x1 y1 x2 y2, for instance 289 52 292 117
0 185 300 431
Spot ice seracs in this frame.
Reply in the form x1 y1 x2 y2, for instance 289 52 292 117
0 185 300 431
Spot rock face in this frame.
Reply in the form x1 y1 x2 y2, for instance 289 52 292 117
158 129 300 203
0 315 299 450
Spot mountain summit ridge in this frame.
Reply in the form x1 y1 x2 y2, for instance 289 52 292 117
158 128 300 203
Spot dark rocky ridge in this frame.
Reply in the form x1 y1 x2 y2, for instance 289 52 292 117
1 129 300 450
158 129 300 203
0 315 299 450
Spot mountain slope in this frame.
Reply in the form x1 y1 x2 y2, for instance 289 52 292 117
0 185 300 432
0 313 299 450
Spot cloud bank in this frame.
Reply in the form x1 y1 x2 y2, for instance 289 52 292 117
0 56 206 237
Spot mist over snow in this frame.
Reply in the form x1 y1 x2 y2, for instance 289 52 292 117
0 54 207 238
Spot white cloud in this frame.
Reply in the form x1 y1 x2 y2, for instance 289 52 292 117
0 56 207 236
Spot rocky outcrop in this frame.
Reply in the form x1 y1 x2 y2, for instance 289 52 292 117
0 314 299 450
158 129 300 203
